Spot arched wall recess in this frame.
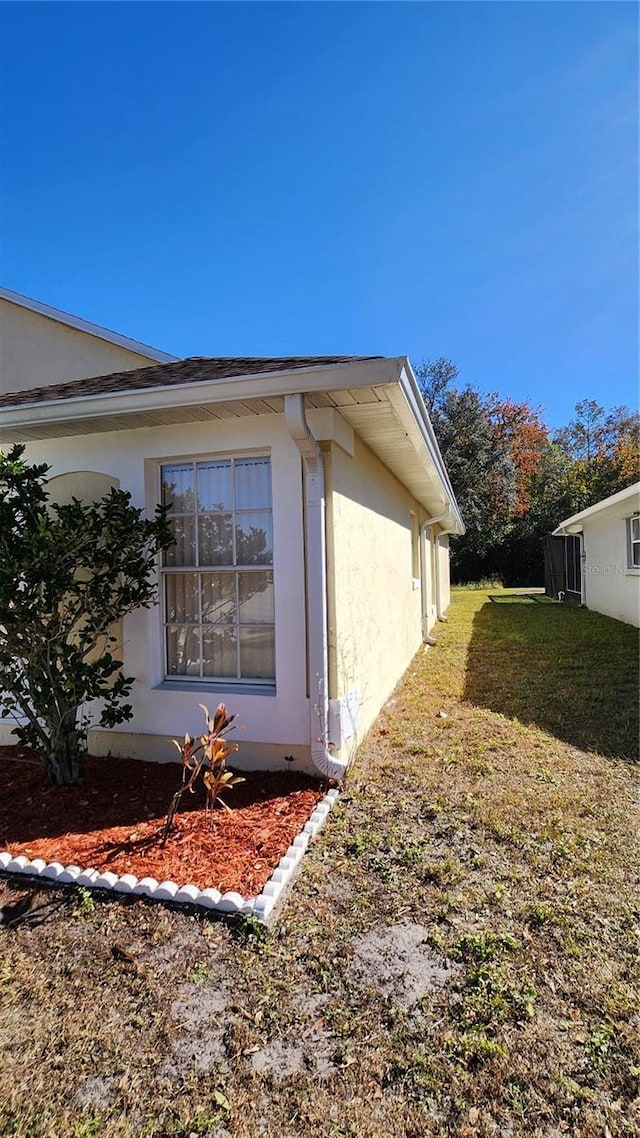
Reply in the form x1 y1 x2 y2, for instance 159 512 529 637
46 470 120 506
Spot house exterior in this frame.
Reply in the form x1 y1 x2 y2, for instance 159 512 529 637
0 295 463 781
549 483 640 628
0 286 176 395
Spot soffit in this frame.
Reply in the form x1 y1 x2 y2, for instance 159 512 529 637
0 386 387 442
0 375 454 519
333 394 448 514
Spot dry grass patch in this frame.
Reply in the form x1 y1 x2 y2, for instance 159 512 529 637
1 590 638 1138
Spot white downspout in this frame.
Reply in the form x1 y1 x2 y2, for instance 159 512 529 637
419 522 436 643
426 504 455 622
284 394 347 782
434 524 457 621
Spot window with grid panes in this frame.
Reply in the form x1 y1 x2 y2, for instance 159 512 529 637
161 457 275 681
627 515 640 570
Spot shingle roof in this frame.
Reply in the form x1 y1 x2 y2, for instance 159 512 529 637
0 355 380 409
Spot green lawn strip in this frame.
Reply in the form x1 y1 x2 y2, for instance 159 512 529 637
1 589 638 1138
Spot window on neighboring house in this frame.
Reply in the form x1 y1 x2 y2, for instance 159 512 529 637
627 515 640 570
160 456 275 682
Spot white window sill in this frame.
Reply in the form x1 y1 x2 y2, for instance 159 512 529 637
155 680 276 697
625 568 640 576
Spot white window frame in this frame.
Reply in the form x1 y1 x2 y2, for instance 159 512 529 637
159 453 276 689
626 514 640 573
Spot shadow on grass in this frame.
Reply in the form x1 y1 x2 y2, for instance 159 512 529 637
464 600 639 762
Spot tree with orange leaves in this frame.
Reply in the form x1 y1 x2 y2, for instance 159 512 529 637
488 398 549 516
415 359 638 586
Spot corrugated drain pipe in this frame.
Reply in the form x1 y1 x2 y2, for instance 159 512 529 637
284 394 348 782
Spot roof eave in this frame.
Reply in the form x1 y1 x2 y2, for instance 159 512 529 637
0 357 403 429
553 482 640 533
0 354 463 528
398 358 465 534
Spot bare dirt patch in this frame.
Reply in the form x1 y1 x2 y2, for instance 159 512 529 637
349 922 457 1006
0 748 323 895
250 1021 338 1081
250 1038 307 1080
1 592 638 1138
72 1074 119 1112
167 982 231 1074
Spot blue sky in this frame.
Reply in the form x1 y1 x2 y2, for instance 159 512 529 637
0 2 637 427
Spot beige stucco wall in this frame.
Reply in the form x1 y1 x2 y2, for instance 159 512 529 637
47 470 120 506
582 498 640 627
0 299 157 395
0 414 455 771
0 418 315 773
326 435 436 754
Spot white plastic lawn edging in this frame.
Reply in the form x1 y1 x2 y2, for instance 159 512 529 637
0 786 340 925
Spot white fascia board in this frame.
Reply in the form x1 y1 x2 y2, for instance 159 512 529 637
0 286 177 363
551 524 583 537
553 482 640 534
384 361 464 534
0 357 404 432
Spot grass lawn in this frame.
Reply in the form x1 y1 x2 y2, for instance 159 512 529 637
1 589 638 1138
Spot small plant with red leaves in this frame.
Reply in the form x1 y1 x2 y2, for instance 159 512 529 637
162 703 244 841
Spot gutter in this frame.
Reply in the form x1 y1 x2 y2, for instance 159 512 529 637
397 361 464 622
551 523 584 537
399 360 464 534
552 482 640 533
0 357 402 430
284 394 347 782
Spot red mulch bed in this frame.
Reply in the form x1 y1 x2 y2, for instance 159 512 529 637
0 747 324 897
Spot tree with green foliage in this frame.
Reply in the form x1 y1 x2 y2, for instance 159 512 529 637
554 399 640 508
494 443 578 586
415 356 461 418
416 360 638 586
0 445 173 785
555 398 606 464
415 359 517 581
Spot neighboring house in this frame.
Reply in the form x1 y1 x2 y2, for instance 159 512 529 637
0 286 176 395
0 297 464 781
547 483 640 628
